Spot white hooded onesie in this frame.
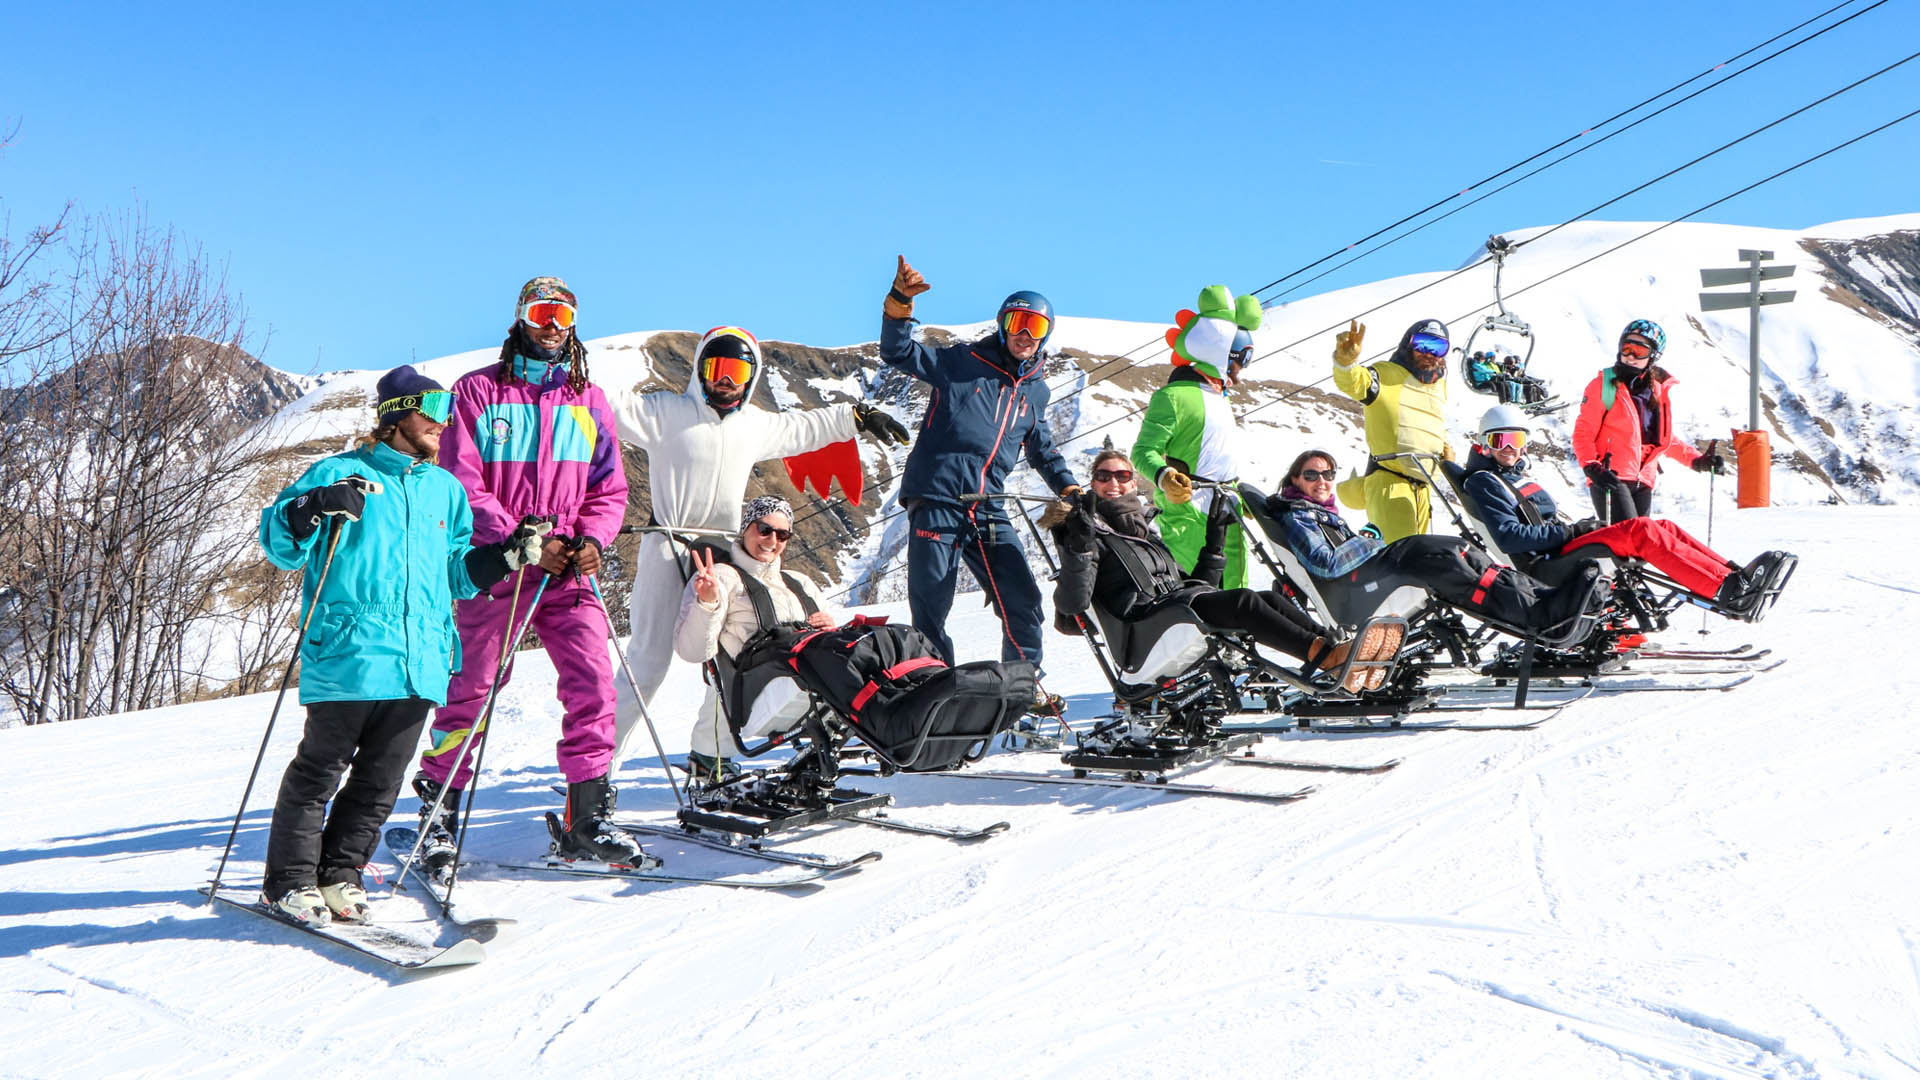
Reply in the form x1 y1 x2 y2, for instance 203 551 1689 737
608 327 856 758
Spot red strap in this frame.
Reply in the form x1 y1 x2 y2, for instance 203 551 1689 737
849 657 947 714
786 629 829 672
1470 565 1501 607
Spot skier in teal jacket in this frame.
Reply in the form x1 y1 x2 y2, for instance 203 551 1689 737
254 366 542 927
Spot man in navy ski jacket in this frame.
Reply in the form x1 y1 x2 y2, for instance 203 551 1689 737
881 256 1078 703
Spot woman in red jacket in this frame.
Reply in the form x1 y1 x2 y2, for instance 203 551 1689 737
1572 319 1731 522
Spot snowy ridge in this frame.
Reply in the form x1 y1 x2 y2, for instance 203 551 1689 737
2 505 1916 1076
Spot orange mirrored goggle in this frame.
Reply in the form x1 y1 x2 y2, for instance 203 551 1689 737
1000 308 1051 341
519 299 576 330
1484 429 1529 451
701 352 755 388
1618 338 1654 360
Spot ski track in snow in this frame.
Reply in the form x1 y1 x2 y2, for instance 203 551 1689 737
4 507 1920 1076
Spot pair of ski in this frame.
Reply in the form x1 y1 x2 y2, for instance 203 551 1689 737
911 739 1407 803
201 876 509 971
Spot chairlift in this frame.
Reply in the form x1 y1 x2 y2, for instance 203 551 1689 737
1459 236 1560 413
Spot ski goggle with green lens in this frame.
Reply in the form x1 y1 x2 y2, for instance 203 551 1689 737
380 389 455 423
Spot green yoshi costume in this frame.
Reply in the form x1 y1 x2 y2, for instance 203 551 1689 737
1132 285 1262 589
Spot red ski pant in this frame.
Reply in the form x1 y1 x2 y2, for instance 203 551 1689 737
1558 517 1731 598
418 568 616 789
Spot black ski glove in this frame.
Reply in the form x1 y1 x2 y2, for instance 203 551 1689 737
1691 440 1730 474
286 476 376 541
1566 517 1603 540
852 403 911 446
1056 494 1098 554
1582 462 1614 488
464 517 554 589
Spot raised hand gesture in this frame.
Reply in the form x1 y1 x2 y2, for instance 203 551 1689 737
893 255 930 299
1333 319 1367 367
690 547 722 606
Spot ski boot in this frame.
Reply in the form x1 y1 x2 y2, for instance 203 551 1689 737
412 774 462 881
319 880 371 924
545 776 660 869
267 884 330 927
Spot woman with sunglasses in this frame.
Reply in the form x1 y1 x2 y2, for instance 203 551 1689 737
1047 450 1387 691
1463 405 1793 621
1330 318 1454 543
1272 448 1605 638
881 256 1080 715
412 276 651 870
672 496 839 773
253 366 545 926
1572 319 1733 523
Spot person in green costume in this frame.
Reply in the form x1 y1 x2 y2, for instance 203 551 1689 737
1132 285 1261 589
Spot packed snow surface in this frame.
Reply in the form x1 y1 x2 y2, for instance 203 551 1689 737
2 504 1916 1078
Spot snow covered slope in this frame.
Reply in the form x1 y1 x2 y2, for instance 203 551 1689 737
3 505 1916 1078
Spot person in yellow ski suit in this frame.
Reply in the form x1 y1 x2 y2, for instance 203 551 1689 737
1330 318 1451 542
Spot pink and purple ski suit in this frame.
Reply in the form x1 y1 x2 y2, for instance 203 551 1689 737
418 358 628 787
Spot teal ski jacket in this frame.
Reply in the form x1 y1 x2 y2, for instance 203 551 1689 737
259 440 482 705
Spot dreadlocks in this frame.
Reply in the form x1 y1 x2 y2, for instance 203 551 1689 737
495 322 591 394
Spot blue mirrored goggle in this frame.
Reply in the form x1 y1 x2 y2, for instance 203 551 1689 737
1409 333 1450 358
380 389 455 423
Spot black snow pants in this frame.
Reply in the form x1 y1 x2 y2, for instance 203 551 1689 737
1374 534 1588 632
263 697 431 900
1185 588 1326 662
1587 474 1654 524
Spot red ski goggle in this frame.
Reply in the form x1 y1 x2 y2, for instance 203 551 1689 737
1001 308 1052 341
702 352 755 389
1484 429 1529 451
1618 338 1655 360
519 300 576 330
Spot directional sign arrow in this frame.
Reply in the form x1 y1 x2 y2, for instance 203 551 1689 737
1699 290 1795 311
1700 265 1797 287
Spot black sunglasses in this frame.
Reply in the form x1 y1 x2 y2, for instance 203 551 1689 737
1297 468 1337 482
1092 468 1134 483
753 521 793 542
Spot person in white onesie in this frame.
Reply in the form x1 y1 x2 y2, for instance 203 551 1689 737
608 325 907 774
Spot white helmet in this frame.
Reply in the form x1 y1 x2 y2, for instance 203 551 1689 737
1478 404 1531 442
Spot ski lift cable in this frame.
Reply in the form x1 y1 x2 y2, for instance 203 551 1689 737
1030 0 1889 428
1246 0 1877 302
1255 0 1891 309
825 98 1920 605
784 3 1881 538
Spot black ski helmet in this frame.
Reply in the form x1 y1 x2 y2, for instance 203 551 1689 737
997 290 1054 350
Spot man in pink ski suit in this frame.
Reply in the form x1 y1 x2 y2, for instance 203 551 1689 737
412 276 646 866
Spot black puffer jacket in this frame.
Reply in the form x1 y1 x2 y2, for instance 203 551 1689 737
1051 492 1222 623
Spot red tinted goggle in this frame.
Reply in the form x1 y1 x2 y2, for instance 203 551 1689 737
1485 429 1529 450
1618 338 1654 359
519 300 576 329
702 352 754 388
1001 308 1052 341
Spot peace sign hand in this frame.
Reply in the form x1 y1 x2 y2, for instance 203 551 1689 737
690 547 722 606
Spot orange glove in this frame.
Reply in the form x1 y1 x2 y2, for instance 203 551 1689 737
1333 319 1367 367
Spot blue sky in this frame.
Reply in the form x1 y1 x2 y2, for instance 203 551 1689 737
3 1 1916 377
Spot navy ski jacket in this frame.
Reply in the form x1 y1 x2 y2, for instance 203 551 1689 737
880 316 1077 509
1459 449 1571 557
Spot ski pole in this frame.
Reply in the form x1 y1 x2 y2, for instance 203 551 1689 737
207 515 349 905
1700 466 1718 636
589 574 685 808
393 565 547 907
